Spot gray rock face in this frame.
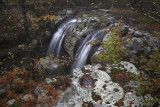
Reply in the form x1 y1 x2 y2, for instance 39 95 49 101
64 17 100 57
132 37 144 51
54 64 124 107
63 10 115 58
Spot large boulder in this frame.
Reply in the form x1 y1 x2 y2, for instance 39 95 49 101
54 64 124 107
64 16 100 57
63 10 114 58
54 63 148 107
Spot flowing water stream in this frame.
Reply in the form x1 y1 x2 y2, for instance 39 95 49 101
47 19 77 57
46 17 111 72
71 29 106 70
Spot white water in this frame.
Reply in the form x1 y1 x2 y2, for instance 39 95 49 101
47 19 77 56
71 29 106 69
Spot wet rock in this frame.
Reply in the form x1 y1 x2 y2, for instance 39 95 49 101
64 16 100 57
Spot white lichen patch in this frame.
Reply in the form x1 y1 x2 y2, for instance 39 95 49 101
54 64 124 107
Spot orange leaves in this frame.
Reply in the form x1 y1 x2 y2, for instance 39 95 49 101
28 80 35 87
0 68 24 85
45 85 59 99
37 81 46 87
91 92 102 103
129 58 138 64
97 100 102 103
7 90 16 99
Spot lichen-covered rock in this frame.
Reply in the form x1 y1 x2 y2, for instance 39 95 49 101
124 92 144 107
120 61 140 75
7 99 16 105
54 64 124 107
22 94 35 101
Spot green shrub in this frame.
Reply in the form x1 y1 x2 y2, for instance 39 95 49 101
91 20 131 64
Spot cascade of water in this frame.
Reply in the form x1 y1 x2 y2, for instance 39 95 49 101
71 29 106 70
47 19 77 57
71 24 113 70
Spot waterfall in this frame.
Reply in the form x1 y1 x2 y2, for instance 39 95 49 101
47 19 77 57
71 29 106 70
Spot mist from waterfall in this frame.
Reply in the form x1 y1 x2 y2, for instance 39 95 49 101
47 19 77 57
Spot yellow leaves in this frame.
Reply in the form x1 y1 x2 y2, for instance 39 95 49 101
33 15 56 23
40 58 44 62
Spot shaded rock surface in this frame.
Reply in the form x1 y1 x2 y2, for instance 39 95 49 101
64 10 115 57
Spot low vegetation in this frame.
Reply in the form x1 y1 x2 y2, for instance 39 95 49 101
91 19 160 105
